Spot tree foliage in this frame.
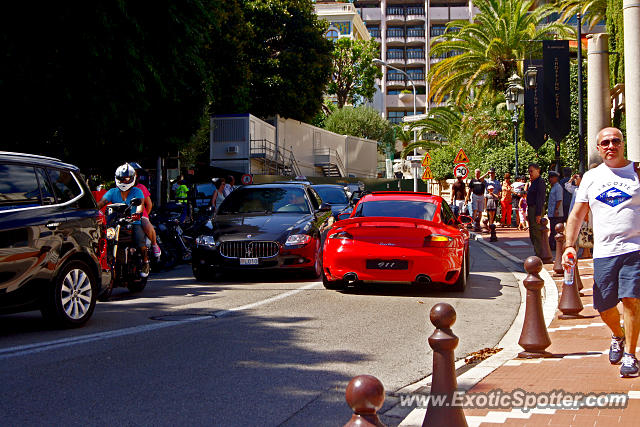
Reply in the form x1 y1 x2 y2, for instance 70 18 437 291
559 0 607 30
243 0 333 122
429 0 573 105
324 106 392 141
327 38 382 108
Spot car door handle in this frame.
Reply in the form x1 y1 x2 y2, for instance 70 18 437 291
46 221 61 229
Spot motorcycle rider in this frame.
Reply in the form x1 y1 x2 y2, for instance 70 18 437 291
97 163 150 278
129 162 161 259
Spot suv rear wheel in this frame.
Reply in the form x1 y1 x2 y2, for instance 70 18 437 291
41 261 97 328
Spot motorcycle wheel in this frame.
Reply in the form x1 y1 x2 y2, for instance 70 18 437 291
128 276 147 293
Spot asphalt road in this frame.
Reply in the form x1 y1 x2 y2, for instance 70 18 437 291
0 240 520 426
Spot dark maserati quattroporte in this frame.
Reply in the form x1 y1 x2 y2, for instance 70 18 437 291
191 183 332 280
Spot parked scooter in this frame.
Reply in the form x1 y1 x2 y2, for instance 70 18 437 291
100 198 149 300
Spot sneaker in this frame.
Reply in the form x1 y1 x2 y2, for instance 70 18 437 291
152 244 162 258
620 353 639 378
609 335 625 364
140 262 150 278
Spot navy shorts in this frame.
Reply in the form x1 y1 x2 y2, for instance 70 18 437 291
593 250 640 312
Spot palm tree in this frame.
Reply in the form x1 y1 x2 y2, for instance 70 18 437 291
429 0 573 105
394 124 414 148
401 106 462 157
558 0 607 30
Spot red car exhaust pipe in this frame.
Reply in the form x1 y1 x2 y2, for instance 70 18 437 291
343 272 358 285
415 274 432 285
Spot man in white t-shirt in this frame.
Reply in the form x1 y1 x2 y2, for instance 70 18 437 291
563 127 640 378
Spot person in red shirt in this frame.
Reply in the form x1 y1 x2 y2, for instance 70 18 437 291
130 163 161 258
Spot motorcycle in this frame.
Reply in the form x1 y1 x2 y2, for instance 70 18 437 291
100 198 149 300
149 208 193 270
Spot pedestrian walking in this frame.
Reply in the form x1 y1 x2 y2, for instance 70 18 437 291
450 172 467 216
485 185 499 224
223 175 236 198
500 173 513 227
465 169 486 223
563 127 640 378
547 170 563 250
526 163 546 258
210 177 226 212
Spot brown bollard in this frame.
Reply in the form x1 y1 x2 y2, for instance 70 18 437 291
575 261 584 292
473 216 481 232
558 262 584 319
518 257 552 358
539 218 554 263
422 303 467 427
489 224 498 242
344 375 386 427
482 217 489 233
552 223 566 276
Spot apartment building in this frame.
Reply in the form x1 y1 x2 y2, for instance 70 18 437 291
314 1 372 41
354 0 477 123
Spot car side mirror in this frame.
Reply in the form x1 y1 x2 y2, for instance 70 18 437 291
337 212 351 221
458 215 473 224
318 203 332 212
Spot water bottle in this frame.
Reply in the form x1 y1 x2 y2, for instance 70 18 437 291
564 253 575 285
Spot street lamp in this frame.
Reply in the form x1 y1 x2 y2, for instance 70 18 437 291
373 58 419 192
505 73 524 176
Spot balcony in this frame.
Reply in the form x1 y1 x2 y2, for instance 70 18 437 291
360 7 381 21
386 94 427 108
385 32 405 44
406 32 426 44
408 74 426 85
367 28 381 39
385 75 407 87
386 10 405 23
386 56 405 66
406 57 425 65
406 13 425 23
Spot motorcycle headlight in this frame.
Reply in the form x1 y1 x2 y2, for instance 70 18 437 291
106 227 116 240
285 234 312 247
196 235 217 247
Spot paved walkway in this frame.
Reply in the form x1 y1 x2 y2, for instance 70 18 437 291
400 225 639 426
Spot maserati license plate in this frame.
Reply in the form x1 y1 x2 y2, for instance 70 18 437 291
366 259 408 270
240 258 259 265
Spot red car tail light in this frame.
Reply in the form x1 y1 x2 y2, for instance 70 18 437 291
423 234 453 247
329 230 353 240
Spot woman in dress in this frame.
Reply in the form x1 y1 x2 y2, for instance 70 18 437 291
500 173 513 227
485 185 499 225
210 177 226 212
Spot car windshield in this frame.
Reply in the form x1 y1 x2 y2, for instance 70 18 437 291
314 187 348 204
354 200 437 221
218 187 310 214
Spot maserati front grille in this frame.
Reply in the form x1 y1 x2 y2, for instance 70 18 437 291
219 241 280 258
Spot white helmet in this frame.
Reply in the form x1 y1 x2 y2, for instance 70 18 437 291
115 163 136 191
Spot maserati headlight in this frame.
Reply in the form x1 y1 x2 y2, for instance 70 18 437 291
106 227 116 240
196 235 217 247
285 234 312 247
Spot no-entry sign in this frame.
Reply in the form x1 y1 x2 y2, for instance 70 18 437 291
241 174 253 185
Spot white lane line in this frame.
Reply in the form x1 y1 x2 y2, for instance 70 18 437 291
0 282 320 360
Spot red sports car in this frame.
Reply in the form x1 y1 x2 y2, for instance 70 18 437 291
322 191 471 291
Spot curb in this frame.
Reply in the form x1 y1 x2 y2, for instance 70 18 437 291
396 234 559 426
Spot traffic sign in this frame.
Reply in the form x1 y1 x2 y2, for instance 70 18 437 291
407 155 423 162
241 174 253 185
454 149 470 163
402 113 429 123
421 152 432 167
453 163 469 179
422 167 433 180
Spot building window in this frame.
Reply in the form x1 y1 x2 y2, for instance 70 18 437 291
367 25 380 38
406 25 425 38
430 25 447 37
406 6 425 15
387 110 425 124
387 6 404 16
407 48 425 59
406 68 425 81
386 27 404 38
386 69 405 82
387 48 404 59
326 28 339 42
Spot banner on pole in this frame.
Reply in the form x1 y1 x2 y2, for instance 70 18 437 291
543 40 570 142
524 60 546 150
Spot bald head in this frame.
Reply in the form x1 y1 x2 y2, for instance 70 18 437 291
596 127 627 168
597 127 623 144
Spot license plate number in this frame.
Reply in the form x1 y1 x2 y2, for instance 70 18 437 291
366 259 408 270
240 258 259 265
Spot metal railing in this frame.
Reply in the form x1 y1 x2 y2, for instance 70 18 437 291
250 139 301 177
313 148 346 177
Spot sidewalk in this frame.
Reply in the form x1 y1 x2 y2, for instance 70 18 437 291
401 225 640 426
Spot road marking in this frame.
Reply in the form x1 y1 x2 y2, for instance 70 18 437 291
0 282 320 360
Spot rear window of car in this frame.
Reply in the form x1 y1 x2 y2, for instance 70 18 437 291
353 200 437 221
314 187 348 204
0 163 42 210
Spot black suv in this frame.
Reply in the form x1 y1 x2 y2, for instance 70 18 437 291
0 152 110 327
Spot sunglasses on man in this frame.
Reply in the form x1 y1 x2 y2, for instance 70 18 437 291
598 138 622 147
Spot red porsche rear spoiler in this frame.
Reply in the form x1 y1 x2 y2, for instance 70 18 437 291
333 216 443 229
